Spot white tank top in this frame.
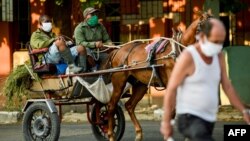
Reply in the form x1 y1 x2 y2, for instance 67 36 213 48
176 45 221 122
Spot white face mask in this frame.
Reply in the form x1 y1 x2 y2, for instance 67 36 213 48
41 22 52 32
199 38 223 57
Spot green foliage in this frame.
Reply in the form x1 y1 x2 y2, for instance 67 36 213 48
54 0 107 9
55 0 64 6
3 65 31 110
80 0 107 10
220 0 248 13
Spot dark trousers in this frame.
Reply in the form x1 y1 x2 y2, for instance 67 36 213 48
177 114 215 141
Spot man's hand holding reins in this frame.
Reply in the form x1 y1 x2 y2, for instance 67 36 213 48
95 41 103 48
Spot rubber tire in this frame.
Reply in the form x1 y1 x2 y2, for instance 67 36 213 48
91 104 125 141
22 102 60 141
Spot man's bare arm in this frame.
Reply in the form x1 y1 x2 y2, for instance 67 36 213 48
161 50 194 137
219 53 250 124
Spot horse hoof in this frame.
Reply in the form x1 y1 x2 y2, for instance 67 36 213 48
108 135 115 141
135 133 142 141
109 137 115 141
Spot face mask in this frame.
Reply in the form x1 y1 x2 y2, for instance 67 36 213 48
87 15 99 27
199 38 223 57
41 22 52 32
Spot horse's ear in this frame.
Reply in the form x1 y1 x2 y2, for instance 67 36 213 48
177 28 183 41
177 28 182 33
194 10 203 16
172 28 178 38
202 11 214 19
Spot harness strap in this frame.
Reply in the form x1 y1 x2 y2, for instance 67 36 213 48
147 65 165 89
148 65 156 88
123 42 142 66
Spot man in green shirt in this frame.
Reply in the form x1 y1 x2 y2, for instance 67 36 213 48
30 15 87 73
74 7 113 70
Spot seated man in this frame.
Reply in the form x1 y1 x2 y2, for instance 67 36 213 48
74 7 113 70
30 15 87 73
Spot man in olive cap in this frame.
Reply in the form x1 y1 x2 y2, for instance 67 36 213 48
74 7 113 70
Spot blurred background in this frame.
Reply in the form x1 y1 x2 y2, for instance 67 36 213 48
0 0 249 75
0 0 249 111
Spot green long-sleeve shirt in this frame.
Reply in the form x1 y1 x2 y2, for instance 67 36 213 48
74 22 112 48
30 29 56 49
30 29 56 64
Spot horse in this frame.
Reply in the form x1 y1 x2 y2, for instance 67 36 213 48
105 13 212 141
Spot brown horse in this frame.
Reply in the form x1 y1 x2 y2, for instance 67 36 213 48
106 13 211 141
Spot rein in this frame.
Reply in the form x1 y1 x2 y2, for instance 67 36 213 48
107 37 187 65
89 37 187 64
124 37 186 67
103 37 186 49
104 37 187 90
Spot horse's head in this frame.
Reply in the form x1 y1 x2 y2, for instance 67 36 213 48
180 11 213 46
171 28 183 56
172 28 183 42
196 11 213 34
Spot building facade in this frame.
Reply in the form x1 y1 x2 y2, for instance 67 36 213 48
0 0 249 75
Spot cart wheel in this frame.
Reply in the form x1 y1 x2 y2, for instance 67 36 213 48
91 104 125 141
22 102 60 141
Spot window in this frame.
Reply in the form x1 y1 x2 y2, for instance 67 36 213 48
121 0 139 14
105 3 120 17
0 0 13 22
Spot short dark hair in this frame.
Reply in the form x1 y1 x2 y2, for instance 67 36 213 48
199 19 213 37
39 15 51 25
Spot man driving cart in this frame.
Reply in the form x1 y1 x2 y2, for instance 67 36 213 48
74 7 113 71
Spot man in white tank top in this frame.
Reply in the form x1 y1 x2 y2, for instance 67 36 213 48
160 18 250 141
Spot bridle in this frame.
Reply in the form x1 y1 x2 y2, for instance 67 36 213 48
196 13 213 34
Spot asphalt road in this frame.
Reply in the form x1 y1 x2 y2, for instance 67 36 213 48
0 121 246 141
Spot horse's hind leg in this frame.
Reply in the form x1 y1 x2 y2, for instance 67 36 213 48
125 82 148 141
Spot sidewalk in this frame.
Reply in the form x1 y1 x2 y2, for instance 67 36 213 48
0 75 244 124
61 104 243 123
0 103 243 124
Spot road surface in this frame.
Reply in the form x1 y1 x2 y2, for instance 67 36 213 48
0 121 246 141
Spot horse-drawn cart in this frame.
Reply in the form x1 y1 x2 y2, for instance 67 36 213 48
21 42 131 141
21 40 168 141
20 13 215 141
18 23 191 141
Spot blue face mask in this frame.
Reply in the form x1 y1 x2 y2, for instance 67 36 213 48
87 15 99 27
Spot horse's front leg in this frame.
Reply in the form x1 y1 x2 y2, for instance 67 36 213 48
107 99 117 141
125 83 148 141
108 74 127 141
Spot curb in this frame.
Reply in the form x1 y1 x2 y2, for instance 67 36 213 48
0 106 244 124
0 111 160 124
62 110 161 123
0 111 22 124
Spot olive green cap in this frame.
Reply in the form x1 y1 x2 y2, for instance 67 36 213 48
83 7 99 18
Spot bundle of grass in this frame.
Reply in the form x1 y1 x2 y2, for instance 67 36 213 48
3 64 32 110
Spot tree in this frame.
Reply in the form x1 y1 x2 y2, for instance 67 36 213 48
55 0 107 10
